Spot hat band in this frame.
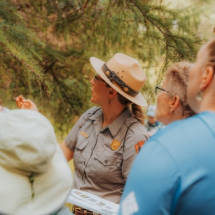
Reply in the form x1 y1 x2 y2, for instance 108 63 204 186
102 63 139 97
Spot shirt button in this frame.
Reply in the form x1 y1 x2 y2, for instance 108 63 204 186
105 160 108 164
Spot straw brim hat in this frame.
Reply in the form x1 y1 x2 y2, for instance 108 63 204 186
90 54 147 107
0 110 73 215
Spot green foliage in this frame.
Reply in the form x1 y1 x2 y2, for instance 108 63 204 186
0 1 49 103
0 0 208 135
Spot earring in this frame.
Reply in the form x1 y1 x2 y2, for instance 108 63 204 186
108 99 111 104
196 91 203 102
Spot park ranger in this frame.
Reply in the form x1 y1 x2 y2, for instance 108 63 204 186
60 53 148 207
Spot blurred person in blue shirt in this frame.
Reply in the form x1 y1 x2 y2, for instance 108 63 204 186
116 43 215 215
145 105 164 137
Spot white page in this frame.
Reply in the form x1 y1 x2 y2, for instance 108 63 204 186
66 189 119 215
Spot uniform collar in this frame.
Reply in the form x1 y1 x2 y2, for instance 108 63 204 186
89 107 131 137
88 108 102 136
104 108 131 137
89 107 103 121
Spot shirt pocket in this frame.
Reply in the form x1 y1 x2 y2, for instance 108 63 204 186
75 133 90 150
92 146 124 184
101 152 122 168
95 146 123 169
75 121 93 151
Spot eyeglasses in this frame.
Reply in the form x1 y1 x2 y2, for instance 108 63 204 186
155 85 169 95
94 75 106 83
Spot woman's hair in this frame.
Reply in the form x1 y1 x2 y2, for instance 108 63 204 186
105 82 145 124
165 62 196 118
117 93 145 124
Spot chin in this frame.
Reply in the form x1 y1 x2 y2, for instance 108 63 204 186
90 98 97 105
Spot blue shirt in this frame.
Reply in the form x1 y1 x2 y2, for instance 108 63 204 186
118 112 215 215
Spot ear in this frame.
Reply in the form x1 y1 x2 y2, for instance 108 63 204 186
108 88 118 98
169 95 180 112
200 65 214 91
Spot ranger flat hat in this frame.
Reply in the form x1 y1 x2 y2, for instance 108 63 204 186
90 53 147 107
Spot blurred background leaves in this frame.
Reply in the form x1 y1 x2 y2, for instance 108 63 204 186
0 0 214 138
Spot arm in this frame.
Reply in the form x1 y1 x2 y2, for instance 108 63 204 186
60 141 74 162
62 107 100 162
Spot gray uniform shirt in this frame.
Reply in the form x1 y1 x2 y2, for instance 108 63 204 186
65 107 148 203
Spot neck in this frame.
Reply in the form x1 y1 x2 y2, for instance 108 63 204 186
164 110 184 126
199 102 215 113
101 103 125 127
198 90 215 113
0 105 3 111
148 119 156 125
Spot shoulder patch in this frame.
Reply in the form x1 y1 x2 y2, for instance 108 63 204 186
135 141 145 153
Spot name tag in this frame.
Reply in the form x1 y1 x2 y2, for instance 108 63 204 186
80 131 89 138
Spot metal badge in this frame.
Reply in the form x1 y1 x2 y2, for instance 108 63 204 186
111 139 121 151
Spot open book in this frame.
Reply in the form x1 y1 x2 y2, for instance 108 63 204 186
66 189 120 215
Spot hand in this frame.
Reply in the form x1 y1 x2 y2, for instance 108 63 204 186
15 95 38 112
